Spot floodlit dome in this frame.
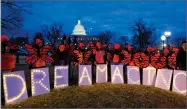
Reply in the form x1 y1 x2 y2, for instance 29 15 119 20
72 20 87 35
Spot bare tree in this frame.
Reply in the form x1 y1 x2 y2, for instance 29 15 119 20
131 19 156 50
1 0 31 34
98 30 113 44
171 36 186 47
41 23 63 65
116 36 129 45
41 23 63 46
10 36 29 46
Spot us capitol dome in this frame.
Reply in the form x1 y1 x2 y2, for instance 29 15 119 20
72 20 87 35
68 20 99 44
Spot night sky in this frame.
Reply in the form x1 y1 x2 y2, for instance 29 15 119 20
4 1 187 42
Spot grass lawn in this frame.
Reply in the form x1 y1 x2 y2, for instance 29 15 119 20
1 64 187 108
3 83 186 108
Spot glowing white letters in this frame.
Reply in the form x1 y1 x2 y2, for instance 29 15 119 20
155 69 173 91
127 66 140 84
111 65 124 84
3 65 187 105
172 70 186 95
79 65 92 86
96 64 108 83
143 66 156 85
31 68 50 96
3 71 28 104
54 66 69 88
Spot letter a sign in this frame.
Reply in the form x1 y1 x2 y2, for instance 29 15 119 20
111 65 124 84
79 65 92 86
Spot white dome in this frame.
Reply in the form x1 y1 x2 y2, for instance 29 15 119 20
72 20 87 35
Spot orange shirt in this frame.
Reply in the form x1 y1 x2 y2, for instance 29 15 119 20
113 54 120 63
32 58 46 68
95 50 105 64
2 54 15 71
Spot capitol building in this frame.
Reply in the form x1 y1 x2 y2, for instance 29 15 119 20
69 20 99 44
72 20 87 36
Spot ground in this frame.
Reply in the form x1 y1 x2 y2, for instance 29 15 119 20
3 83 187 108
1 64 187 108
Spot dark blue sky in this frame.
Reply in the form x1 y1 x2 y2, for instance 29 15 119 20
9 1 187 41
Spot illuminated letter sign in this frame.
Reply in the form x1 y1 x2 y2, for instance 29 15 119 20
172 70 186 95
155 69 173 91
143 66 156 86
79 65 92 86
54 66 69 88
96 64 108 83
31 67 50 96
111 65 124 84
127 66 140 84
3 71 28 104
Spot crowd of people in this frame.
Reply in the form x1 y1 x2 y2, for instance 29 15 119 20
1 33 187 71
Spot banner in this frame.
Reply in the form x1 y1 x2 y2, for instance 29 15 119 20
155 69 173 91
79 65 92 86
111 65 124 84
54 66 69 88
96 64 108 83
31 67 50 96
143 66 156 86
172 70 186 95
127 66 140 84
2 65 186 104
3 71 28 104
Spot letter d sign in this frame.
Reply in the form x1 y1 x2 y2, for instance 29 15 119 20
3 71 28 104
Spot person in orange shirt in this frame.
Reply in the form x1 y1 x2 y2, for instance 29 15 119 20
163 47 172 69
25 33 53 69
73 42 93 65
73 42 85 66
92 41 107 80
30 34 46 68
88 42 96 64
94 42 107 64
1 35 19 71
120 43 134 66
112 44 123 64
57 40 69 65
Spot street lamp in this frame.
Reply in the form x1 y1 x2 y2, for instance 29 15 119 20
164 31 171 46
161 35 166 50
161 35 166 41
